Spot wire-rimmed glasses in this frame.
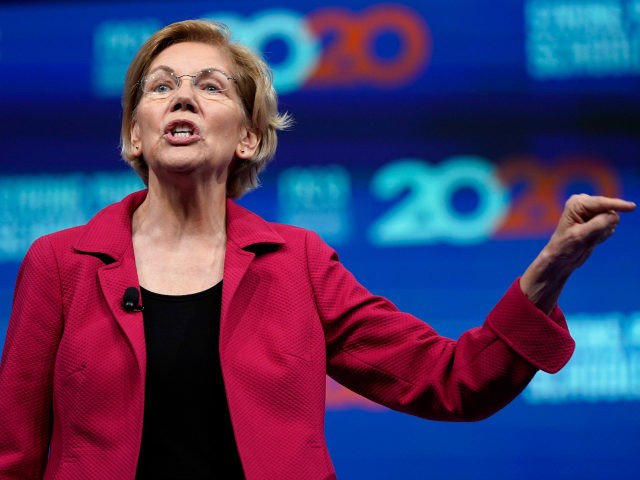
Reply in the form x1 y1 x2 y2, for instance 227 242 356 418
140 67 237 99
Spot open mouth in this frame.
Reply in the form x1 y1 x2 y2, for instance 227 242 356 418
173 125 193 138
164 120 200 143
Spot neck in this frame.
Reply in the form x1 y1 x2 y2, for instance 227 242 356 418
133 178 227 240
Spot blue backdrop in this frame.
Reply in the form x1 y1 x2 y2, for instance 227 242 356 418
1 1 639 478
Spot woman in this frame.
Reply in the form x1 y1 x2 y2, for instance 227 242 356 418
0 19 635 480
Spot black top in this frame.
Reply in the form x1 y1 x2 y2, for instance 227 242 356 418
135 281 244 479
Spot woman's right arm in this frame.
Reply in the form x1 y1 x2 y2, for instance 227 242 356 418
0 236 64 478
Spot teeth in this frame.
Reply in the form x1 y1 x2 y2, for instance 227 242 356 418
172 125 193 137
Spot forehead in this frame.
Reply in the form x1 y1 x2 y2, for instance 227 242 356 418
149 41 232 73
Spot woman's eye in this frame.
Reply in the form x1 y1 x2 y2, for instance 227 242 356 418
200 82 223 94
144 74 177 95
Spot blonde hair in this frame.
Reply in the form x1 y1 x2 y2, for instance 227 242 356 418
120 19 292 198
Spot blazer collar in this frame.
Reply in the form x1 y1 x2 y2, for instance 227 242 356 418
72 189 145 261
225 197 285 250
72 189 285 260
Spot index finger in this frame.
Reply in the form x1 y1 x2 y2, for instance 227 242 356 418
579 195 636 213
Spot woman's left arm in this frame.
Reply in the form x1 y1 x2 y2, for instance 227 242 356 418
306 231 569 422
307 193 634 421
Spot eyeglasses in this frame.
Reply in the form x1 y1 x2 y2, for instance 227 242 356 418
140 67 237 99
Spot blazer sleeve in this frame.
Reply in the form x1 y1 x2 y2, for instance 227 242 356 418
0 236 64 478
304 230 575 421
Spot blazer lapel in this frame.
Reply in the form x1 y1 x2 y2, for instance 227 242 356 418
74 190 148 372
221 199 285 339
98 249 146 372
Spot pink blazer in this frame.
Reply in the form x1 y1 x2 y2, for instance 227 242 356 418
0 190 574 479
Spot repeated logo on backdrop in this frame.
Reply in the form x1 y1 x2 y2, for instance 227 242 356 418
278 153 624 246
94 4 431 96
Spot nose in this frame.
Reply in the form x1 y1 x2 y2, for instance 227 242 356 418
171 77 197 112
171 98 196 112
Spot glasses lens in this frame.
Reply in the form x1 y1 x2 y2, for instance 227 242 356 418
142 70 177 98
194 69 231 96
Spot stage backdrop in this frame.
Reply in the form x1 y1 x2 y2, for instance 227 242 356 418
1 1 639 478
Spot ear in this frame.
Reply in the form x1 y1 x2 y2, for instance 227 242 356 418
130 121 142 157
236 129 260 159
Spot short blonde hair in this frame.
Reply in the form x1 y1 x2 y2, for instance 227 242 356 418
120 19 292 198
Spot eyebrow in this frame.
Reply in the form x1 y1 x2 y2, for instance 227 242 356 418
146 65 232 76
146 65 177 75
